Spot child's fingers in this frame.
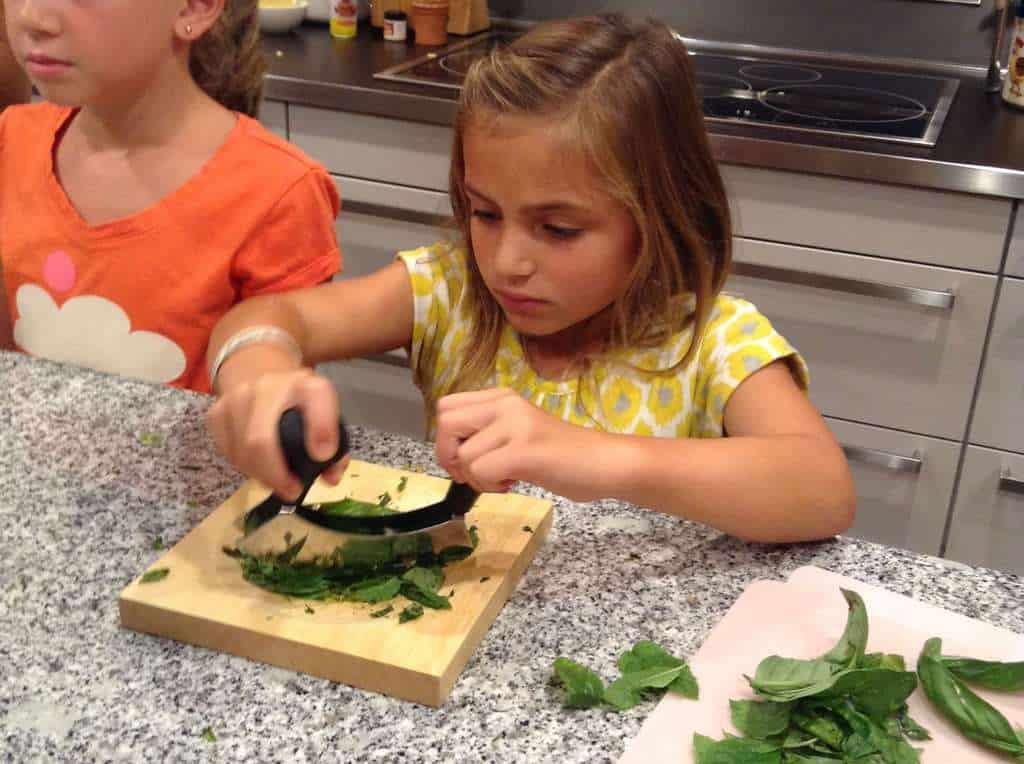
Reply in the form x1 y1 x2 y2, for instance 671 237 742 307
461 445 519 494
436 387 516 413
434 398 500 475
296 374 341 463
321 454 350 486
455 425 510 478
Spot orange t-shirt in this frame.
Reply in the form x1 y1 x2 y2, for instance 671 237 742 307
0 102 342 393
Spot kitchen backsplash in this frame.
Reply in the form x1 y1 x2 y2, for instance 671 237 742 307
488 0 1001 70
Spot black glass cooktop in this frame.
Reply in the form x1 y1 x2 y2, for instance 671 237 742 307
375 32 959 146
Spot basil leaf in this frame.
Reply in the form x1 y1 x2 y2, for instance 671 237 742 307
348 577 401 604
553 657 605 709
747 656 844 701
730 700 793 739
917 637 1024 757
789 705 845 750
861 653 907 672
605 665 687 710
940 656 1024 692
617 641 699 699
370 605 393 618
897 705 932 741
398 603 423 623
824 667 918 722
140 568 170 584
400 580 451 610
819 589 868 669
401 566 444 593
319 497 399 517
693 733 782 763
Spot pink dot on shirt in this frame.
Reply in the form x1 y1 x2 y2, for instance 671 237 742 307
43 251 77 293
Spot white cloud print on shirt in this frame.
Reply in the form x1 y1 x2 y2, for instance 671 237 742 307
14 284 187 384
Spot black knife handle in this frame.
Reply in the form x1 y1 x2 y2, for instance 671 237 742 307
278 407 350 496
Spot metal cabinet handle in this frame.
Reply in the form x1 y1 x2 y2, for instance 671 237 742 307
343 199 448 227
731 262 956 311
841 444 923 474
999 470 1024 496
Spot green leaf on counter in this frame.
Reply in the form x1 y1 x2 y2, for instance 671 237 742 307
179 464 202 471
553 657 605 709
200 726 216 743
401 566 443 593
139 432 163 447
400 580 451 610
398 603 423 624
151 536 164 551
618 640 699 699
370 605 393 618
917 637 1024 757
140 567 170 584
730 699 792 739
348 577 401 604
940 655 1024 692
693 733 781 763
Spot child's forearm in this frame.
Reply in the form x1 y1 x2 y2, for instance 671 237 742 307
587 430 856 544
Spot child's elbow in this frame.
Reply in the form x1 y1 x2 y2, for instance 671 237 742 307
820 464 857 539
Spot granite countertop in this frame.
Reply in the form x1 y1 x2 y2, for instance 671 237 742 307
261 22 1024 199
1 351 1022 762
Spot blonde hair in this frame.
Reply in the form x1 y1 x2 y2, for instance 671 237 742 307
432 14 732 417
190 0 266 117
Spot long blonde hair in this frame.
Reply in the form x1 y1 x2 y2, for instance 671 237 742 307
190 0 266 117
435 13 731 415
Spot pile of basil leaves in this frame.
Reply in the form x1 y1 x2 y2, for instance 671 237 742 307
693 588 1024 763
223 496 478 624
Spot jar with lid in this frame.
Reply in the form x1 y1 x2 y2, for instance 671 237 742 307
384 10 408 41
1003 0 1024 108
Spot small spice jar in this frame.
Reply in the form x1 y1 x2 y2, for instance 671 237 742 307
330 0 359 38
1004 1 1024 109
412 0 449 46
383 10 408 41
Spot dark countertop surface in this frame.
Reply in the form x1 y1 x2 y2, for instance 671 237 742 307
262 22 1024 199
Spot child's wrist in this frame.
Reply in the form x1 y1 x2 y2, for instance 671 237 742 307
209 326 303 394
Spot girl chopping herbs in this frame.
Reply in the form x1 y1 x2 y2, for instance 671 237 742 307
0 0 341 392
206 13 856 544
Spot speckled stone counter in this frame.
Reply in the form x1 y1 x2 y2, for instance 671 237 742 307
1 351 1022 763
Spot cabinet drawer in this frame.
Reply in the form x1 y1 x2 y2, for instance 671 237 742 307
730 238 997 440
969 277 1024 454
944 446 1024 575
334 175 453 277
260 100 288 140
292 106 452 191
825 417 959 556
1006 204 1024 279
318 357 425 440
722 164 1011 272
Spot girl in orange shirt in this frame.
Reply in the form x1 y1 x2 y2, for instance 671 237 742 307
0 0 341 392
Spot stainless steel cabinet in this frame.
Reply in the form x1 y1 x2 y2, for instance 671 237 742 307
970 277 1024 455
260 100 288 140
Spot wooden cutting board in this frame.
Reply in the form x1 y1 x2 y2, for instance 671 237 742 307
119 460 553 706
620 565 1024 762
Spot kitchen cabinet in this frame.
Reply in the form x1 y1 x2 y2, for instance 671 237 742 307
729 238 997 441
723 165 1011 273
1006 205 1024 279
969 277 1024 455
260 99 288 140
825 417 960 557
944 445 1024 576
316 175 453 440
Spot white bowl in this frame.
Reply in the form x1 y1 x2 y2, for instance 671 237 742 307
259 1 308 34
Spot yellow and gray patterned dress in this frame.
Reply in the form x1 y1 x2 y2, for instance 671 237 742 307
399 242 809 438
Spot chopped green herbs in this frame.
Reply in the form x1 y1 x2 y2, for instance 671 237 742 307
397 476 408 493
319 497 399 517
151 536 164 551
399 603 424 624
304 604 315 615
370 605 394 618
552 641 698 712
139 432 163 447
179 464 202 471
139 568 170 584
200 726 216 743
480 576 491 584
377 492 392 507
523 525 533 533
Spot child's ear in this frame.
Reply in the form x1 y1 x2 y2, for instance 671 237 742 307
176 0 228 41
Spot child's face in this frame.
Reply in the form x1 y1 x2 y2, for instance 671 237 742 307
4 0 183 107
463 116 640 345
